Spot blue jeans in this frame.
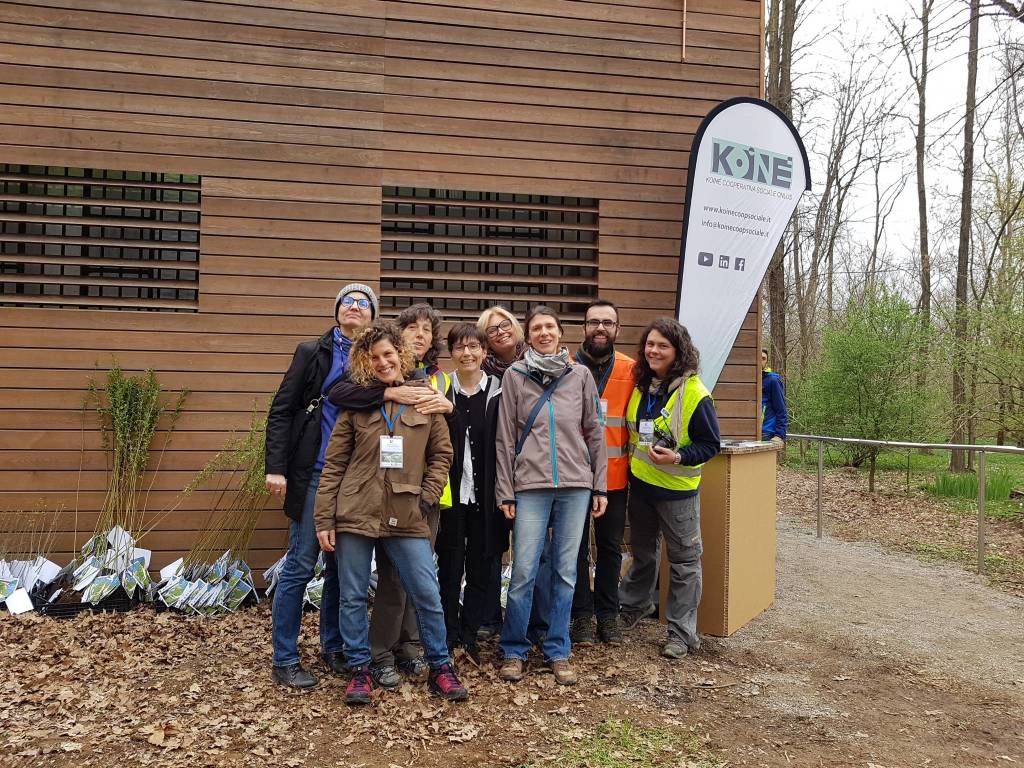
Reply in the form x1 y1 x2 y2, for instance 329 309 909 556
336 533 451 670
501 488 591 663
271 471 343 666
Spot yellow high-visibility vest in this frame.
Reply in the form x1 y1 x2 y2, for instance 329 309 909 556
625 374 712 493
430 370 454 509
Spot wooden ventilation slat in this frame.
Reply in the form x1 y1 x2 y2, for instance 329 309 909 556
383 252 595 267
0 293 197 311
384 233 598 250
1 234 200 251
382 196 598 213
382 214 600 231
4 254 197 271
386 270 597 286
0 173 199 191
0 194 201 211
0 213 197 231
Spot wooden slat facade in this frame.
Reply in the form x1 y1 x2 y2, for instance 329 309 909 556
0 0 764 574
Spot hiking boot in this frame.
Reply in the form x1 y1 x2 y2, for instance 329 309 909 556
345 666 374 706
397 656 428 682
549 660 578 686
429 663 469 701
321 651 347 677
569 616 595 646
597 615 623 646
476 625 500 641
271 663 318 690
499 657 525 682
369 663 402 689
661 641 688 659
463 642 482 666
619 604 655 630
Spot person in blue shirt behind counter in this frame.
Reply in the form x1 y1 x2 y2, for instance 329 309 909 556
760 348 788 443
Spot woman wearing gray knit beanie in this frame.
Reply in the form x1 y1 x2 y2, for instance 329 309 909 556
263 283 377 689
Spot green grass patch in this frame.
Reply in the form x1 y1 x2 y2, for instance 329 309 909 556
532 719 723 768
926 469 1015 502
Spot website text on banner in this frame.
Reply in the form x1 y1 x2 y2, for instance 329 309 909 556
676 98 811 391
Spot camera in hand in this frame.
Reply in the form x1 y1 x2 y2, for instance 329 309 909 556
652 426 676 450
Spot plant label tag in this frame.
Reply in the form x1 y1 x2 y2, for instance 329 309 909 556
380 436 404 469
638 420 655 448
5 587 33 615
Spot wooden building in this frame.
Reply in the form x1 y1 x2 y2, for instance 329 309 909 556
0 0 763 574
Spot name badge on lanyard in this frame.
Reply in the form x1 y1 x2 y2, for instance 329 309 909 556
380 405 405 469
380 436 404 469
600 399 609 417
638 420 655 448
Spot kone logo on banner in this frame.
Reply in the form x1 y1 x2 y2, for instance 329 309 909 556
676 98 811 391
710 139 794 189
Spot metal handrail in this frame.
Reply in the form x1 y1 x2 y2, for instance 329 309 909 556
786 433 1024 574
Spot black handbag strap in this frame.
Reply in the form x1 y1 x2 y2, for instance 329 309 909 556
515 369 570 456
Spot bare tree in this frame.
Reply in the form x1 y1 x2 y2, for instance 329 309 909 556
765 0 799 379
951 0 982 471
890 1 936 327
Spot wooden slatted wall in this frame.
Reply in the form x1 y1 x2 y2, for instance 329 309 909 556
0 0 763 574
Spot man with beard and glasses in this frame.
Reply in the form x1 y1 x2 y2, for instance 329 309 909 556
568 299 634 647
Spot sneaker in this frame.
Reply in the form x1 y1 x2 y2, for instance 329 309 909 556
345 666 374 706
428 663 469 701
661 641 688 659
321 651 347 676
619 604 655 630
271 663 318 690
569 616 595 646
369 663 402 689
397 656 429 682
549 660 578 686
596 615 623 646
499 657 525 682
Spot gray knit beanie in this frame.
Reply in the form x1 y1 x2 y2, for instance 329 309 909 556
334 283 379 320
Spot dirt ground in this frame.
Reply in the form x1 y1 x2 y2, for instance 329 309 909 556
2 501 1023 767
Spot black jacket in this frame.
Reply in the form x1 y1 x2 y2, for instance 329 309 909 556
438 374 510 558
265 329 333 521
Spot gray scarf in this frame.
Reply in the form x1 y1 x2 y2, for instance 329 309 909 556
523 346 571 381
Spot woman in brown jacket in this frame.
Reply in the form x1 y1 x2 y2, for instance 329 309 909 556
314 321 467 705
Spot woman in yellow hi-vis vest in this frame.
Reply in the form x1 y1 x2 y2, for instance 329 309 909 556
618 318 721 659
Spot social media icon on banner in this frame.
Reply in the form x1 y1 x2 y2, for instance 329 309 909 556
718 255 730 269
697 252 713 267
734 257 746 271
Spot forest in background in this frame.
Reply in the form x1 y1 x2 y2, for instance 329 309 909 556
764 0 1024 471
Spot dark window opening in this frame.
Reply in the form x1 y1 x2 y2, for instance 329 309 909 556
0 165 201 311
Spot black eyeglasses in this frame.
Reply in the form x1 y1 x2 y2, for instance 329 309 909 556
340 296 371 309
453 343 483 353
485 319 513 337
585 319 618 329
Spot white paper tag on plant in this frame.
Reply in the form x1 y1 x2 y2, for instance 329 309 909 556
159 557 183 581
379 436 404 469
132 548 152 569
34 557 62 587
5 588 34 615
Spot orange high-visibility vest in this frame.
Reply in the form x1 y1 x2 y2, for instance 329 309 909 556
596 351 635 492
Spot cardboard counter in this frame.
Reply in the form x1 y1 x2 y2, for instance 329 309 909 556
659 440 780 637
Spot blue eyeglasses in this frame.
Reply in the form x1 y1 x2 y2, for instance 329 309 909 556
340 296 371 309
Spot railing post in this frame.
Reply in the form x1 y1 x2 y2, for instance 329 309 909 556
816 441 823 539
977 449 986 575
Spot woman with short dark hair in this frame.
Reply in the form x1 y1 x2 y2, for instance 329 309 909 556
494 305 607 686
618 318 721 660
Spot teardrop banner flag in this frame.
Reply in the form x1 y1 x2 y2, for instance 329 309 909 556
676 98 810 391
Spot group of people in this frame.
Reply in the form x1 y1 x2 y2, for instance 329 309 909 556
265 283 722 705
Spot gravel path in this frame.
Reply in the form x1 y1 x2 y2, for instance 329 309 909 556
736 520 1024 702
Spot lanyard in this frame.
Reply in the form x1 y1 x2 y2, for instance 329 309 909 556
575 350 614 397
645 391 660 417
380 404 405 434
